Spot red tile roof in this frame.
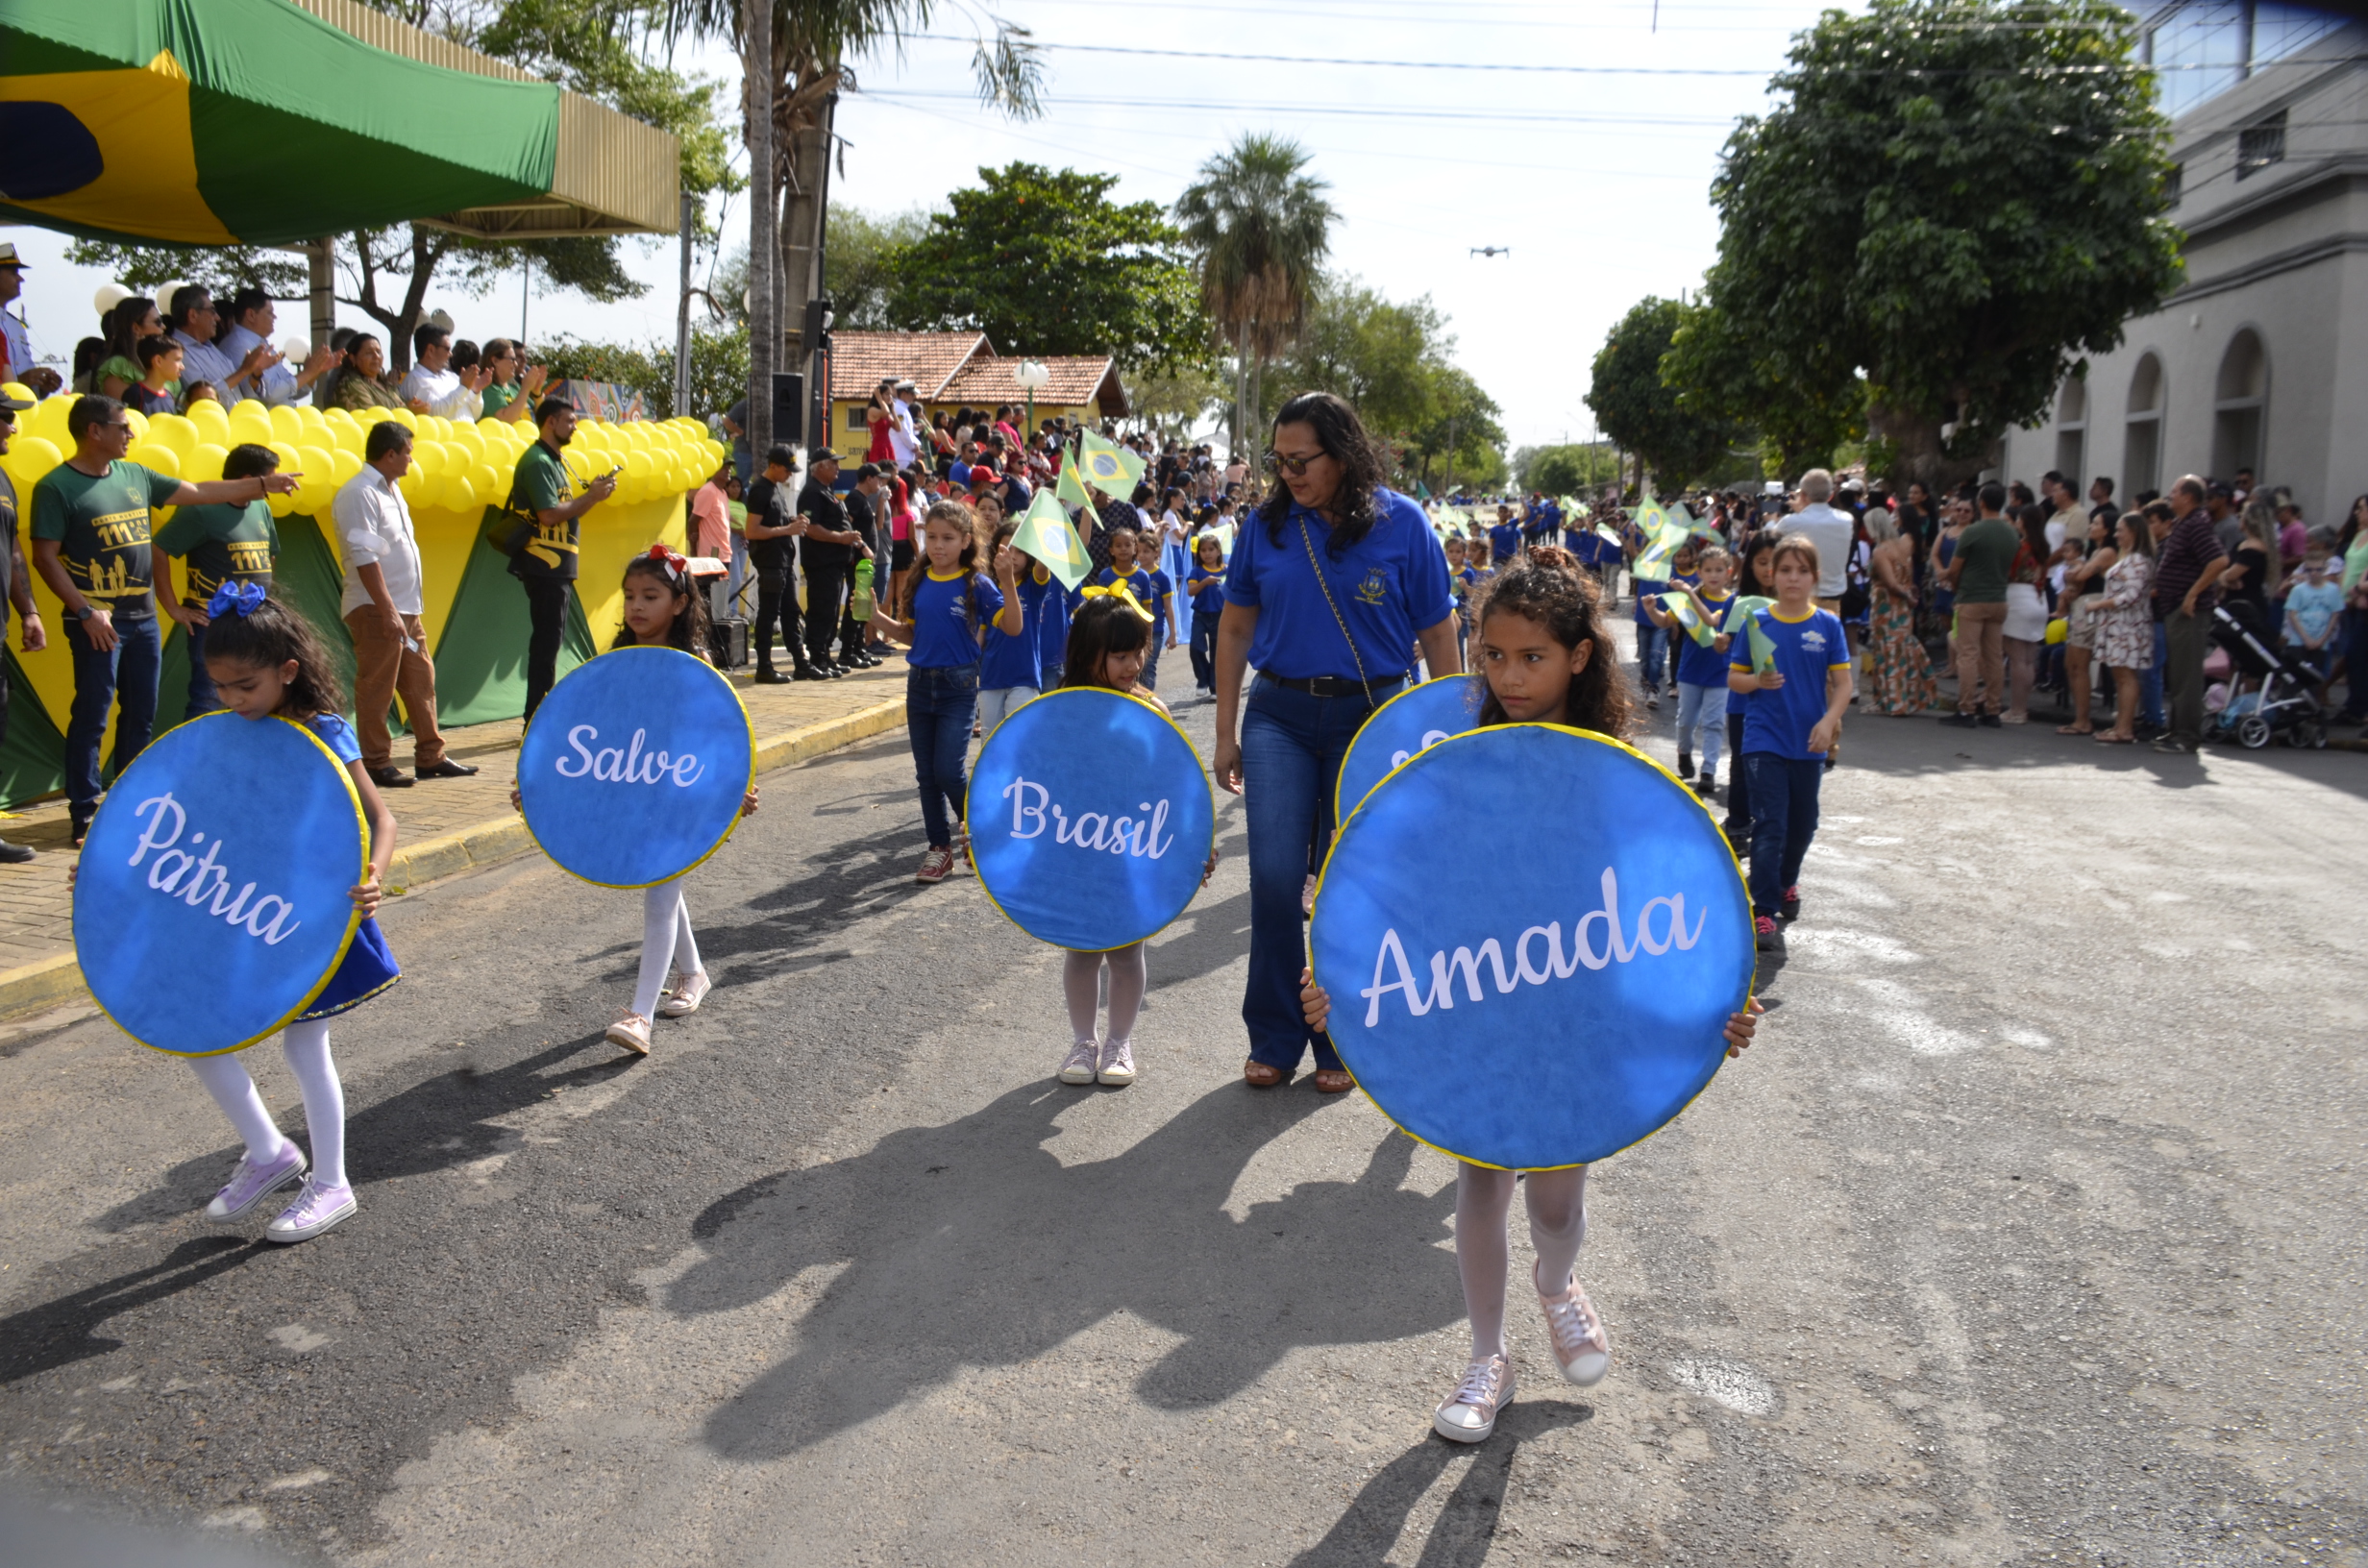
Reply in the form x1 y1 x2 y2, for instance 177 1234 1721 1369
826 331 992 402
941 354 1125 416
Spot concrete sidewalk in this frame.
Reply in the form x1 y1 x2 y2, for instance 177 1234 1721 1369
0 659 909 1018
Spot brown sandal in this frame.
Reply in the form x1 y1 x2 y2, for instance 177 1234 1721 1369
1243 1060 1284 1088
1312 1069 1355 1094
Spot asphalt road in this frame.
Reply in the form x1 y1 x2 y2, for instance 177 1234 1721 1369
2 648 2363 1568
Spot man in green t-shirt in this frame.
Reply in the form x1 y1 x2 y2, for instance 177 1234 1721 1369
0 388 49 862
32 395 301 842
1938 480 2019 726
506 397 616 722
153 442 283 721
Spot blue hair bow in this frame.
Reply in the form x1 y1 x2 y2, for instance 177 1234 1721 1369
207 581 268 620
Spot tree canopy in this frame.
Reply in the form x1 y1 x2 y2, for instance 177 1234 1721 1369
1587 297 1739 488
1666 0 2181 489
882 163 1210 371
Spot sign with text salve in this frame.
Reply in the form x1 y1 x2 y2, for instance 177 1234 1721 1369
969 688 1217 952
1334 675 1485 826
1310 724 1754 1169
75 714 366 1057
518 648 755 888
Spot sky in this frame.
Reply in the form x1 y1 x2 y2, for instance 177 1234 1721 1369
3 0 1859 454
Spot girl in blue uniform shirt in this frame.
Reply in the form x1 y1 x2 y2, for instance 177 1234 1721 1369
1185 532 1227 696
1640 544 1736 795
1090 525 1175 692
171 591 399 1243
871 499 1024 884
1729 534 1854 955
976 515 1052 740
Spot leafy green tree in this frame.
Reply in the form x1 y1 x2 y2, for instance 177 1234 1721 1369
1404 367 1506 494
1272 276 1442 439
1173 135 1338 453
1586 297 1739 491
537 325 748 419
1519 443 1619 498
1669 0 2180 491
882 163 1210 371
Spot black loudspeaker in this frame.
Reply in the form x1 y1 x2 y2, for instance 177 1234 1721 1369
770 372 803 444
711 616 750 670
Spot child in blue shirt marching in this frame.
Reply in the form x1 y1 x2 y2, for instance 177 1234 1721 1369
1640 544 1736 796
1185 532 1227 696
1090 524 1175 692
171 591 400 1243
871 499 1025 884
976 514 1054 740
1728 535 1854 956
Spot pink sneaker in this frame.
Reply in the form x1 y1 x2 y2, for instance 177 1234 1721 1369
1058 1038 1098 1086
205 1141 307 1222
1537 1273 1611 1385
1433 1354 1516 1443
264 1179 357 1243
915 846 955 884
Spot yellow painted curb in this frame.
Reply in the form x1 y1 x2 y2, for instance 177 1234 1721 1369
0 697 909 1021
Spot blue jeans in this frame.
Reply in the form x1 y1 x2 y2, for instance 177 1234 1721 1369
906 664 978 848
1675 681 1723 777
1190 609 1221 691
1741 752 1821 917
181 614 221 722
1636 622 1669 688
65 612 161 813
1241 678 1394 1074
2140 621 2167 729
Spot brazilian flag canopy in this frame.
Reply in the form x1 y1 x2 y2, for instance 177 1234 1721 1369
0 0 560 245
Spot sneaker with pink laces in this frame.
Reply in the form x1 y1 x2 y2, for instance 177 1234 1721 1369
1096 1036 1137 1087
1537 1273 1612 1385
915 845 955 884
1057 1039 1098 1086
1432 1354 1516 1443
205 1141 308 1223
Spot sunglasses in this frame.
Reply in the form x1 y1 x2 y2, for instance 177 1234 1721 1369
1263 449 1324 478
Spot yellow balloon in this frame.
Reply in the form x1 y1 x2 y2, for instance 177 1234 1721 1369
622 449 654 483
144 412 199 458
295 408 332 446
332 450 365 490
323 406 359 436
297 445 333 494
32 398 71 445
267 404 303 444
9 435 61 481
187 401 231 439
185 441 227 482
127 442 181 478
267 440 301 477
396 465 427 502
410 440 446 480
445 426 485 466
124 408 150 440
386 408 417 430
268 488 297 519
442 470 477 512
472 461 499 501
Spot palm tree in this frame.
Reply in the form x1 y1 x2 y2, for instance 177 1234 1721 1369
1172 135 1338 456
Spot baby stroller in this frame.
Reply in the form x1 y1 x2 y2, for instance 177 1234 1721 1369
2207 601 2328 749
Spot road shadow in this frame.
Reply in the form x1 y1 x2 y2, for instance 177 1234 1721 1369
0 1236 265 1384
674 1079 1463 1459
1288 1401 1595 1567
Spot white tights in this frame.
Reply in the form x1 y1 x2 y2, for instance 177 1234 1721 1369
185 1019 346 1188
1457 1163 1589 1360
1062 943 1146 1047
634 880 703 1021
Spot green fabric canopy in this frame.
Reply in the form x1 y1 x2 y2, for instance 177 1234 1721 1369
0 0 559 246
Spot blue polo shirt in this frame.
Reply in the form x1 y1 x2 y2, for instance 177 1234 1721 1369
1731 604 1849 759
907 569 1002 669
1188 564 1227 617
1031 564 1069 681
1489 522 1522 562
1674 588 1734 687
980 572 1050 689
1224 489 1452 682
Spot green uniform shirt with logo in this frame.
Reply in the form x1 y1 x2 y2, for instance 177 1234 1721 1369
31 459 180 619
153 500 280 602
506 440 579 581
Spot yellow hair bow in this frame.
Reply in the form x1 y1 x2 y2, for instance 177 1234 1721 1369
1075 582 1155 623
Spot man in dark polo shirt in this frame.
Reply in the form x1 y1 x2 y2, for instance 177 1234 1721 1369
743 443 813 683
0 388 48 862
797 448 867 676
2153 474 2229 754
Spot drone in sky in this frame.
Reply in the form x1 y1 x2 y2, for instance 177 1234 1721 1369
1470 246 1511 257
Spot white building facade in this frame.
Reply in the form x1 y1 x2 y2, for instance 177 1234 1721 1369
1999 3 2365 525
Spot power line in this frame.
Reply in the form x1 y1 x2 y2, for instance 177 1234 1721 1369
859 88 1742 130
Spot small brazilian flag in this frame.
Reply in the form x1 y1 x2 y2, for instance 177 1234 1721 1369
1659 592 1717 648
1055 453 1094 510
1076 429 1146 497
1730 596 1778 672
1013 487 1092 591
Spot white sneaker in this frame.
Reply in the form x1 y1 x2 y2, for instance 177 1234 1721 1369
264 1179 357 1243
1096 1037 1137 1087
605 1013 653 1056
1433 1354 1516 1443
1058 1039 1098 1085
658 970 711 1017
1537 1273 1612 1385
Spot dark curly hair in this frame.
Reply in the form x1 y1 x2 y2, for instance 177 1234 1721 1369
1063 594 1152 690
198 597 345 722
1471 547 1635 738
612 551 713 655
1256 391 1390 558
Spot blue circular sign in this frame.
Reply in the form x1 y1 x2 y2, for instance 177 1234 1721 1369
970 688 1217 952
1310 724 1754 1169
1335 675 1485 825
75 714 366 1057
519 648 755 888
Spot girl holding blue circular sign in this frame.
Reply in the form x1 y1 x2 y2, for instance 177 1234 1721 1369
1299 551 1762 1443
869 500 1025 886
184 592 401 1244
1212 393 1461 1094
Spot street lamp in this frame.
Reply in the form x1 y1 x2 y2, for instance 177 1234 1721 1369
1015 358 1048 450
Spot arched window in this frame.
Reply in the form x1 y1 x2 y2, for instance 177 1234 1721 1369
2212 329 2268 480
2124 354 2163 498
2055 374 2087 487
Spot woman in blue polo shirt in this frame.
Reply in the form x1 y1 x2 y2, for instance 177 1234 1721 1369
1213 392 1459 1092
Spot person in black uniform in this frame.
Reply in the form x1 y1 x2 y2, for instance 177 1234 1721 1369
797 449 866 677
743 443 813 682
0 388 47 862
838 462 885 668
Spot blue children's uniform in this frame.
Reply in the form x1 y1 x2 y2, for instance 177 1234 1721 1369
1034 566 1070 686
1730 604 1850 919
1187 561 1226 692
298 712 400 1017
1489 521 1522 564
980 572 1048 692
905 569 1004 849
907 569 1002 668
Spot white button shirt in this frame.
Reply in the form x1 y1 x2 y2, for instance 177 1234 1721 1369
333 465 426 616
401 362 482 422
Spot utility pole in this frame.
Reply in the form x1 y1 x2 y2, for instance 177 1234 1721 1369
675 189 696 419
307 238 334 349
745 0 775 466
